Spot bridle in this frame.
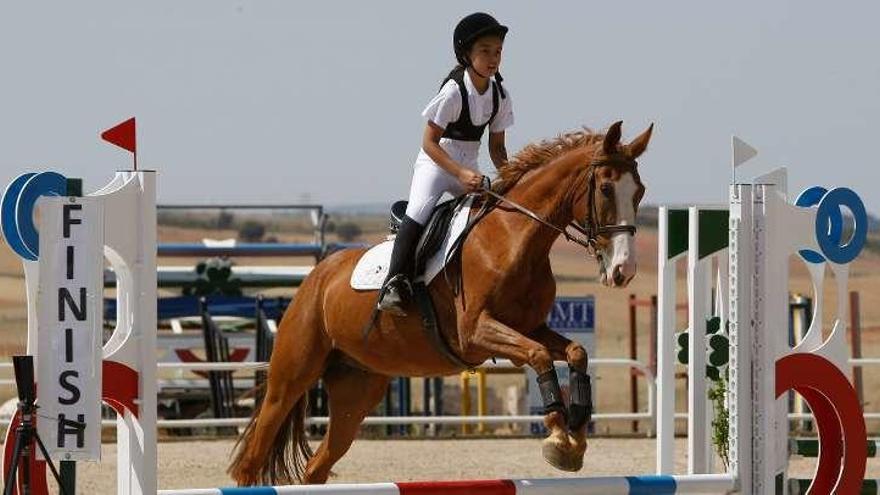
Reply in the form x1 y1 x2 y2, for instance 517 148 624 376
578 157 640 248
479 157 639 257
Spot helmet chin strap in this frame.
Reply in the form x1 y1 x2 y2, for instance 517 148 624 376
463 62 504 94
459 56 488 80
468 65 490 80
459 60 485 80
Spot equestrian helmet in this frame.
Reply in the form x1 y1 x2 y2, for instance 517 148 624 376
453 12 508 66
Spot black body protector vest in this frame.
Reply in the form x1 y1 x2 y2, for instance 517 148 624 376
441 68 506 142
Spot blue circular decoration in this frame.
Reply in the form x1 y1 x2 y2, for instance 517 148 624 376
15 172 67 261
815 187 867 264
795 186 829 208
795 186 838 264
1 173 36 260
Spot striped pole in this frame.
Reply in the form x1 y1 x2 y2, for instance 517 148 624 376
156 474 738 495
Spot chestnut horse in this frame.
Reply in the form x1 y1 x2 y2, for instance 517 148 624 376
229 121 653 486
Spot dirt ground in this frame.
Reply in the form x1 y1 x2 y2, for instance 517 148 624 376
58 438 879 493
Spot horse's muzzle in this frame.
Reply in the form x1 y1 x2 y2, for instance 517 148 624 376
611 264 635 288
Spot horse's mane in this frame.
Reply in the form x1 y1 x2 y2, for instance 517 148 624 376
494 128 604 194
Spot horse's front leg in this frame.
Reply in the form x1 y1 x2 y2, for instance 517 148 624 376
529 324 591 470
470 313 582 472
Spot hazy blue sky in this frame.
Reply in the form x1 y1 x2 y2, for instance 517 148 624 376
1 1 878 214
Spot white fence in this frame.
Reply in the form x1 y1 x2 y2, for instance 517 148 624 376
2 357 878 429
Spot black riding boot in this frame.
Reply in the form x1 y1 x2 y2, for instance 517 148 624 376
378 215 424 316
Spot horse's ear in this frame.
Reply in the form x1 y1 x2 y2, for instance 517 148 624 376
626 123 654 159
603 121 623 155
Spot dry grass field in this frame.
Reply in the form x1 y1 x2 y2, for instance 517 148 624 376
71 438 880 493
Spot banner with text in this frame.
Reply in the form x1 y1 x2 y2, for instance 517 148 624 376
37 196 104 461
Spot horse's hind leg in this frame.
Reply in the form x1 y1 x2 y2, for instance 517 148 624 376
303 363 390 484
229 300 332 486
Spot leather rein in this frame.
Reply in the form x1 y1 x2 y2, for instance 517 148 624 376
479 158 638 257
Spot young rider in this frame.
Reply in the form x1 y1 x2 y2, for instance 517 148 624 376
378 12 515 315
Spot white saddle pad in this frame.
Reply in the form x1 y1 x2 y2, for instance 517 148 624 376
350 197 474 290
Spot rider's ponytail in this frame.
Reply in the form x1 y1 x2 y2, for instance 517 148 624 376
439 65 466 91
495 71 505 98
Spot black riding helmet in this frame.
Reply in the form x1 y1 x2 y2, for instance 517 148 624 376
453 12 508 67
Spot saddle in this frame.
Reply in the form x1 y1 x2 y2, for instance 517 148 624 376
350 196 474 290
390 197 463 276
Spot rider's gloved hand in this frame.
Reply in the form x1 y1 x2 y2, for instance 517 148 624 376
457 168 484 192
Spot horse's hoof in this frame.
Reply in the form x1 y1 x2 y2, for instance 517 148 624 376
541 440 584 472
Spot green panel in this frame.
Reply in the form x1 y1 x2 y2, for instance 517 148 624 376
792 439 820 457
666 209 689 260
698 209 730 259
793 438 879 458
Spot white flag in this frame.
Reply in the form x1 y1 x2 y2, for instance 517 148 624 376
731 136 757 168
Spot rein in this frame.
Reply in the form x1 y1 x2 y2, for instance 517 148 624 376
480 187 597 252
479 159 638 257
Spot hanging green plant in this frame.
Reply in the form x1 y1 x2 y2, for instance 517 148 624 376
709 374 730 469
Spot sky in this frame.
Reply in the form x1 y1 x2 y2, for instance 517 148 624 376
1 1 878 215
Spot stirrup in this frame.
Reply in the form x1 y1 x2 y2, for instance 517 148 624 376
377 274 411 316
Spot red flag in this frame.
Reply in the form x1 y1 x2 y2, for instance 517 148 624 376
101 117 136 153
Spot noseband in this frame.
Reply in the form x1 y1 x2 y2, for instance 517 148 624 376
479 157 639 257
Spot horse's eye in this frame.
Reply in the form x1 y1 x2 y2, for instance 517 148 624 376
600 183 614 198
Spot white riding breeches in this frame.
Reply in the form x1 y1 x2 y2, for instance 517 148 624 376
405 163 467 225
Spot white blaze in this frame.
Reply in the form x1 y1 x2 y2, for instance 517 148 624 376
607 172 638 286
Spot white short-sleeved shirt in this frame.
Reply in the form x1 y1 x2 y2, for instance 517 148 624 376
414 70 514 171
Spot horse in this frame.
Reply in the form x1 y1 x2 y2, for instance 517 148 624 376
228 121 653 486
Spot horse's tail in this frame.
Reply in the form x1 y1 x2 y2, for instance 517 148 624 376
267 390 314 484
228 382 313 485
